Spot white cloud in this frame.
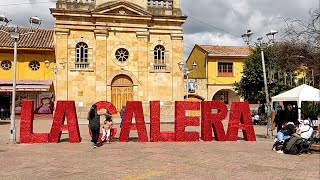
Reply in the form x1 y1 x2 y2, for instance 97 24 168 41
0 0 318 59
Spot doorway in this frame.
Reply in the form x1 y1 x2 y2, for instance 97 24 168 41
111 75 133 112
0 94 11 120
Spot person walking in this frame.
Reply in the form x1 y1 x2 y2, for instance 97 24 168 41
120 106 126 128
0 106 4 120
284 104 298 123
88 104 100 148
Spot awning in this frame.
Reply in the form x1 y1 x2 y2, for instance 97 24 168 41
0 80 52 92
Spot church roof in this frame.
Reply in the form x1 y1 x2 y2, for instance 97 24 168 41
198 45 251 56
0 27 54 50
94 0 152 16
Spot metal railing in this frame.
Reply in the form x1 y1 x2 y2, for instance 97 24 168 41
75 62 90 69
148 0 173 9
153 64 167 71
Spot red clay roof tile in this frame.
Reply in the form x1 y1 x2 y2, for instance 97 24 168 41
0 27 54 49
199 45 251 56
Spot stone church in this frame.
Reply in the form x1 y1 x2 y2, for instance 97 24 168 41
50 0 186 117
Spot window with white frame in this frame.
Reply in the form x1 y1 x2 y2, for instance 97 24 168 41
218 62 233 77
75 42 89 69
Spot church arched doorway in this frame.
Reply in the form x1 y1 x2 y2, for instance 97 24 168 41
111 75 133 111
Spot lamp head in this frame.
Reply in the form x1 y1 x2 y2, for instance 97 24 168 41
0 14 10 26
177 61 184 69
192 62 197 68
266 29 278 43
44 60 50 68
29 16 42 30
242 30 254 45
257 37 263 44
60 60 66 69
266 29 278 36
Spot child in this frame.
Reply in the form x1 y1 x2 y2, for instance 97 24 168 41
101 113 113 143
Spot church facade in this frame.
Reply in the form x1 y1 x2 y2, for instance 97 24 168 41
50 0 186 117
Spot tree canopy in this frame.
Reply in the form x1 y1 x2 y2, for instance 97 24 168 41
235 9 320 102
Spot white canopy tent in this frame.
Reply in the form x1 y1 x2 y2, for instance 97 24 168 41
272 84 320 120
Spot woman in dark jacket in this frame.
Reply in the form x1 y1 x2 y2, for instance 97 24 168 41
88 104 100 148
276 121 299 142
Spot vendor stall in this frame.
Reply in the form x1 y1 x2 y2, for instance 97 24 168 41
271 84 320 123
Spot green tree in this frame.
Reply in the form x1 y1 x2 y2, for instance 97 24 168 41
280 9 320 88
234 46 295 102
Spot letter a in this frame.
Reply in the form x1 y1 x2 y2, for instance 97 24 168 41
49 101 81 143
226 102 256 141
119 101 148 142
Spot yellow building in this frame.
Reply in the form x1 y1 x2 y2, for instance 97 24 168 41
50 0 186 117
0 27 55 116
186 45 251 107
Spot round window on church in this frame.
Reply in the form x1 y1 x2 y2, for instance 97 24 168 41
29 60 40 71
115 48 129 63
1 60 12 71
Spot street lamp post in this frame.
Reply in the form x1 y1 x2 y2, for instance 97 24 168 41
44 60 66 106
242 29 278 138
177 61 197 99
0 14 42 143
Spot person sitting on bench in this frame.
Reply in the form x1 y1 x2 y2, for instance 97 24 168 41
276 121 299 142
294 119 313 139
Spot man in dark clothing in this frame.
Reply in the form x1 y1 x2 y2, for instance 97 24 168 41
284 104 298 123
274 106 285 132
0 106 4 120
120 106 126 128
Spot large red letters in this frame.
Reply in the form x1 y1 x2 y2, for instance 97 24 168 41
49 101 81 143
20 101 49 143
175 101 200 142
226 102 256 141
88 101 118 142
20 100 256 143
119 101 148 142
150 101 175 142
20 100 81 143
201 101 228 141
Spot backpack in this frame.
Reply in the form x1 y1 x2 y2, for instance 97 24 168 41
273 141 284 151
283 136 302 155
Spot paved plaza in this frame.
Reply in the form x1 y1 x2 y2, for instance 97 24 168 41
0 118 319 180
